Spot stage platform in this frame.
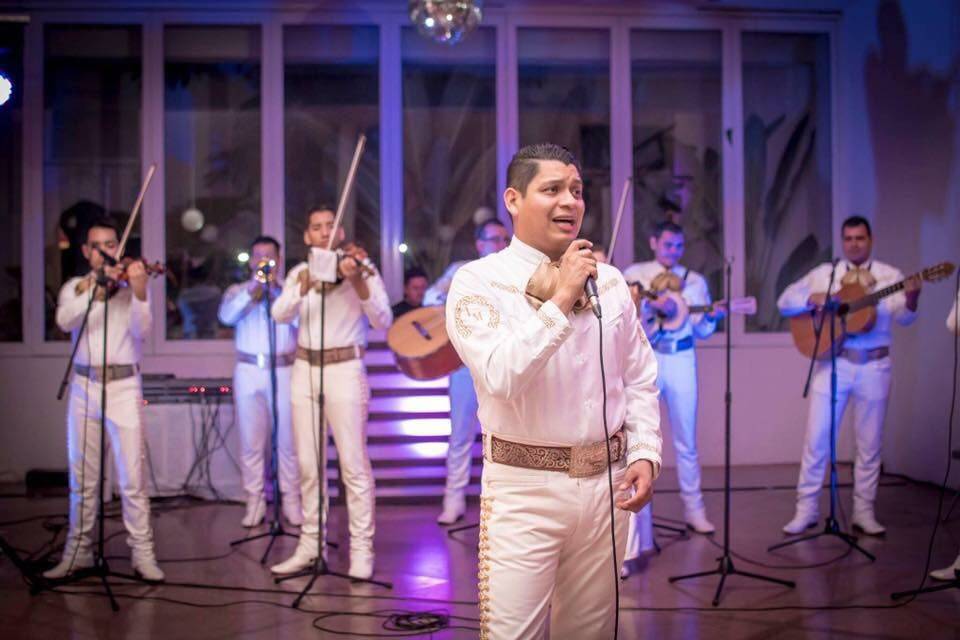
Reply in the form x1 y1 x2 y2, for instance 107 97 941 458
1 464 958 639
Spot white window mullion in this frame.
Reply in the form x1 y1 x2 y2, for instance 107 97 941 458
142 20 164 357
379 21 403 301
721 24 746 341
609 23 633 268
22 19 43 352
261 19 284 244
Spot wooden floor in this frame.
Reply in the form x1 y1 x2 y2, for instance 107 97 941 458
1 464 958 639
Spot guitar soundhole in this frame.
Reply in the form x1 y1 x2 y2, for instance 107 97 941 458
412 320 432 341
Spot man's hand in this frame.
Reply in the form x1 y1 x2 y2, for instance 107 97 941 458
298 269 312 296
615 459 655 513
706 299 728 321
904 274 922 311
126 261 148 301
550 239 597 315
648 294 678 319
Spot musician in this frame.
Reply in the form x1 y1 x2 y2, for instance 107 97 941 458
269 207 392 580
446 143 661 638
391 267 428 318
217 236 301 528
622 220 724 536
424 218 510 525
778 215 921 536
931 291 959 581
45 218 164 582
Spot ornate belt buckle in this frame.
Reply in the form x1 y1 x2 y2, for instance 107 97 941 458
568 442 607 478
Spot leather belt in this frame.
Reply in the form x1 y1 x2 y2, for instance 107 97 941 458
484 429 625 478
74 363 139 383
237 351 295 368
840 346 889 364
295 345 365 367
653 335 694 355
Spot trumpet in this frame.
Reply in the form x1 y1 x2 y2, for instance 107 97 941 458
253 257 277 284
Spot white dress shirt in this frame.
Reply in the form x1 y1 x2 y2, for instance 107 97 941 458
622 261 717 341
446 237 662 472
57 277 151 366
218 282 298 355
272 262 392 349
777 260 917 349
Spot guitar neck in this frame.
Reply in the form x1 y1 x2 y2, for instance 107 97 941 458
846 275 912 313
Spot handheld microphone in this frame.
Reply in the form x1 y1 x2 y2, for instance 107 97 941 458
585 276 602 319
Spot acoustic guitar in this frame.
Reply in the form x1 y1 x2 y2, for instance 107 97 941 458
387 306 463 380
629 282 756 344
789 261 955 359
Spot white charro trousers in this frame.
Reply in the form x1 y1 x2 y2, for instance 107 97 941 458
655 349 705 515
290 358 375 553
445 365 480 496
66 375 155 555
233 362 300 501
478 458 630 639
795 356 892 516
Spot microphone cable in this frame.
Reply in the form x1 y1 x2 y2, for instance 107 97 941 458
595 311 620 640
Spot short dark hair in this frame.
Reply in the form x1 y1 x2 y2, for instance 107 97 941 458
842 215 872 237
403 267 428 285
506 143 582 196
475 218 507 241
651 220 683 239
306 204 336 223
250 235 280 252
85 217 120 243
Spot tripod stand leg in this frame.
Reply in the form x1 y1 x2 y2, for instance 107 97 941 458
891 580 959 600
836 532 876 562
767 531 822 552
735 567 796 588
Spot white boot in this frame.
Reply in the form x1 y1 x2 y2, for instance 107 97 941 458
42 547 94 580
685 508 716 535
348 543 375 580
783 508 820 535
851 510 886 536
132 548 165 583
270 537 321 575
930 554 960 581
436 490 466 525
282 496 303 526
241 495 267 528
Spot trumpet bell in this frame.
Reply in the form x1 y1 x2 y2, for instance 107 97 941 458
254 258 277 283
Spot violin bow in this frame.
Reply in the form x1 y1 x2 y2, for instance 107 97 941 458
606 176 632 265
326 134 367 251
116 163 156 261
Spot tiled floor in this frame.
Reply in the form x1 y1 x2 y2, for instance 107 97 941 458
1 465 958 639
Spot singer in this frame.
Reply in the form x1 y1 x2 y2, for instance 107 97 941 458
446 143 663 639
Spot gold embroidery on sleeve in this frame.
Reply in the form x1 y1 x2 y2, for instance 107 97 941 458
599 278 617 295
536 308 556 329
454 295 501 339
489 281 522 295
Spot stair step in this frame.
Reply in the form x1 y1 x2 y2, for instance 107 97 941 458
328 441 483 466
367 372 449 390
327 465 481 487
367 418 452 438
369 394 450 414
371 387 447 398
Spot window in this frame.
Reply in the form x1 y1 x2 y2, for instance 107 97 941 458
0 23 23 341
401 27 497 280
630 30 724 301
284 25 380 272
164 26 261 340
742 32 832 332
518 28 610 246
43 25 142 341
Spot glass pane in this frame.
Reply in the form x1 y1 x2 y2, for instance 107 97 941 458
0 24 23 341
630 30 724 302
284 25 380 272
43 25 142 341
402 27 497 280
165 26 261 340
518 28 610 246
743 32 832 332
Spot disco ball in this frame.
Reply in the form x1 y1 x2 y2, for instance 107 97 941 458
409 0 483 45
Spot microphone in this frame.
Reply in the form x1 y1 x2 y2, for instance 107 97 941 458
585 276 602 319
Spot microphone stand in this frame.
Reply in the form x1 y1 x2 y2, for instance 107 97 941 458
275 275 391 609
767 260 875 562
230 279 299 563
669 258 795 605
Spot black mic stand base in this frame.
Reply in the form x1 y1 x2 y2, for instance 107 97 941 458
891 571 960 601
669 555 796 607
767 515 876 561
274 556 393 609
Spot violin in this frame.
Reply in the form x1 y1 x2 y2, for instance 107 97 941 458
337 242 377 280
76 257 166 299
